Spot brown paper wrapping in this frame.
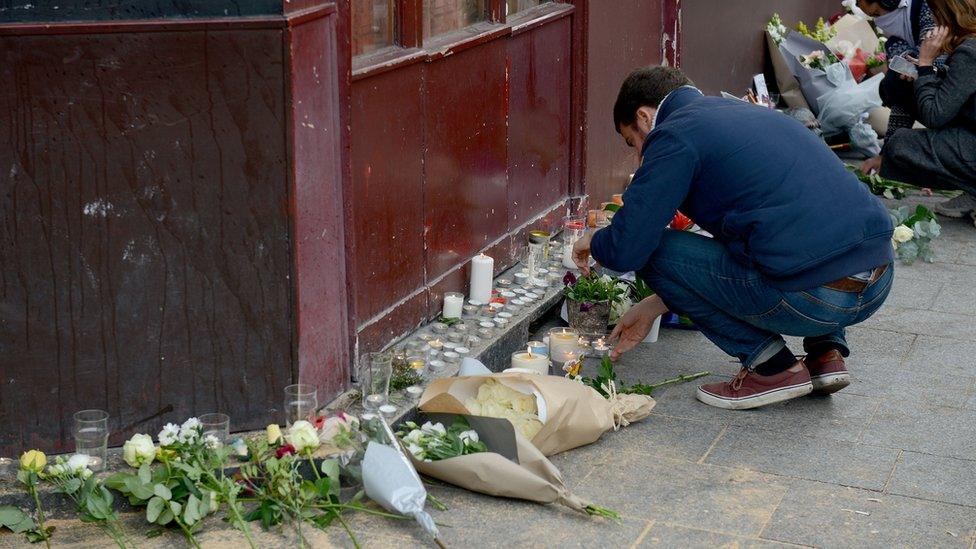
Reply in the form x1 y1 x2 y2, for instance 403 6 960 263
419 373 655 456
767 31 811 110
409 429 591 512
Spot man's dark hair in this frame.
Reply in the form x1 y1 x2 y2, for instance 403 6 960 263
613 66 693 133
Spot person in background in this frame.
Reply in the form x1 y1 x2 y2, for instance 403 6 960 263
873 0 976 224
573 66 894 410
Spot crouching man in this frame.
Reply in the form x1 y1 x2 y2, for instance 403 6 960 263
573 66 894 410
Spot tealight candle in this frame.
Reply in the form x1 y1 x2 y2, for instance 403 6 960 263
442 341 458 351
405 385 424 402
592 338 611 357
511 349 550 375
468 299 485 308
448 331 466 343
407 356 426 371
432 322 449 334
477 327 494 338
512 288 527 295
442 351 460 364
497 278 513 287
418 333 434 342
497 311 513 320
514 272 530 285
379 404 398 419
455 346 471 356
462 304 479 317
524 292 540 300
528 340 548 355
481 306 497 318
537 268 550 276
511 298 527 306
428 360 448 375
493 317 509 328
428 339 444 352
500 291 517 299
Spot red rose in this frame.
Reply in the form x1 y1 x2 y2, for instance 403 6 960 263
276 444 296 458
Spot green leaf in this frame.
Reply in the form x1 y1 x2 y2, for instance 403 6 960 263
0 506 35 534
169 501 182 517
124 477 154 500
602 203 621 212
183 495 201 526
153 483 172 501
103 472 131 492
156 508 174 526
320 459 340 481
146 496 165 523
138 464 152 484
60 477 82 495
146 528 163 538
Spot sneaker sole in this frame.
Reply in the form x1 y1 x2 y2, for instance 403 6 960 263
810 373 851 395
696 381 813 410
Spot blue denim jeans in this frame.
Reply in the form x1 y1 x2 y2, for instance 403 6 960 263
637 230 894 368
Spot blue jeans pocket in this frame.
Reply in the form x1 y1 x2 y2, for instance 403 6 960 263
745 299 841 337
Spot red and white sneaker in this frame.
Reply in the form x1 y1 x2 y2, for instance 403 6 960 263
696 362 813 410
805 349 851 395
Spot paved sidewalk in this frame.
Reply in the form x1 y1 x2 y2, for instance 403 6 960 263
5 202 974 549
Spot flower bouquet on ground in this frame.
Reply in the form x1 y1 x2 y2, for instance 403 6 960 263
890 205 942 264
419 369 654 456
563 272 626 334
397 413 618 520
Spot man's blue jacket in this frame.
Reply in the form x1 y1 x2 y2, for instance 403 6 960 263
591 87 894 291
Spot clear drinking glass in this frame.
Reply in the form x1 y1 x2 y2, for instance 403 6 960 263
362 352 393 413
284 384 318 426
73 409 109 472
199 413 231 443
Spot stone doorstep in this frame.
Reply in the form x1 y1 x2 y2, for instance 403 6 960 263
0 262 569 517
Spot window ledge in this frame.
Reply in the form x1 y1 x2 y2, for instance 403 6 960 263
352 2 575 82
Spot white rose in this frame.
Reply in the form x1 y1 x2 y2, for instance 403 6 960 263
286 420 320 453
403 429 424 445
892 225 914 243
459 430 479 445
67 453 91 473
122 434 156 467
421 422 446 436
158 423 180 447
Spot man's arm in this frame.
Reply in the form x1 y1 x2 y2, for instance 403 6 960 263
590 130 697 273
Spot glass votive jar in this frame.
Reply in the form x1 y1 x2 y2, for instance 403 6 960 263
477 326 494 338
418 333 434 343
73 409 109 472
284 384 318 426
467 335 483 347
407 355 427 373
431 322 449 334
199 412 231 444
493 317 510 329
462 304 479 317
379 404 398 420
448 331 466 343
480 306 498 318
549 327 581 364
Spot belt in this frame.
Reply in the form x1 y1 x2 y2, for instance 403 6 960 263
823 264 889 293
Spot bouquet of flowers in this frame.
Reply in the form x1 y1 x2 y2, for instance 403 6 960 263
399 414 619 520
419 371 654 456
890 205 942 264
562 271 627 334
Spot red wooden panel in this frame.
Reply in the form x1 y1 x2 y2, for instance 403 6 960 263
287 14 351 397
423 40 509 279
584 0 663 202
0 28 292 453
506 17 571 227
357 290 429 354
350 64 426 323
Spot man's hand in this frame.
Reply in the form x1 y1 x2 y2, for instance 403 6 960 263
608 295 668 360
572 232 594 276
861 155 882 175
919 27 949 66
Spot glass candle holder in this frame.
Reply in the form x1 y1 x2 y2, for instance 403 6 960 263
431 322 449 334
497 278 513 287
442 351 461 364
378 404 398 420
493 317 510 329
455 346 471 357
199 413 231 443
407 355 427 373
549 327 581 364
427 360 449 377
73 409 109 472
462 304 480 317
447 331 466 343
362 352 393 413
405 385 425 404
284 384 318 426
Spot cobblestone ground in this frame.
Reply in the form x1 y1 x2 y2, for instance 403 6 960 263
4 199 974 549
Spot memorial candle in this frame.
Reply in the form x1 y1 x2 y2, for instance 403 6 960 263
470 254 494 304
549 327 580 363
442 292 464 319
511 347 549 375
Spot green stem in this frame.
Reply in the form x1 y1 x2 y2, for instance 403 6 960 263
29 484 52 549
175 517 202 549
315 504 409 520
648 371 710 391
307 454 323 481
425 492 448 511
227 499 258 549
336 513 361 549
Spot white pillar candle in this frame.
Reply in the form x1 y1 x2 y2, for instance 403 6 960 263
549 328 580 363
511 350 549 375
442 292 464 319
470 254 494 304
562 241 577 269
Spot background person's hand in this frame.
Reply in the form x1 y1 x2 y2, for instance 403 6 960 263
919 27 949 66
608 296 666 360
861 155 882 175
572 232 594 276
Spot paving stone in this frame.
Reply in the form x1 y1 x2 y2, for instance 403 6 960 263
762 479 976 548
956 242 976 266
905 335 976 379
930 282 976 317
704 426 899 491
639 523 801 548
860 306 976 341
861 400 976 460
887 452 976 507
346 484 650 547
846 358 975 408
551 414 727 465
576 453 790 536
883 271 944 309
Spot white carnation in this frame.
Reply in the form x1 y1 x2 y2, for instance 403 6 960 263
158 423 180 447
